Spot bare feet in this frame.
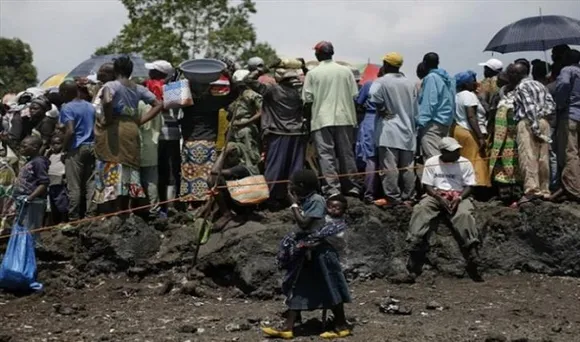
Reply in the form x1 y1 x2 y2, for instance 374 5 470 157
213 212 234 232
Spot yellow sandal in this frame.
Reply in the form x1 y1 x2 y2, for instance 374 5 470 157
320 329 352 339
261 326 294 339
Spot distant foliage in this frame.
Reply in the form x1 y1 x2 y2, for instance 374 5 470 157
0 37 38 94
95 0 277 66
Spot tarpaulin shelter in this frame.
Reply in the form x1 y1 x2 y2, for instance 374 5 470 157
355 63 381 85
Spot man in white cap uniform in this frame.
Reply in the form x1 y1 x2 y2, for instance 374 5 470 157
405 137 483 282
477 58 503 113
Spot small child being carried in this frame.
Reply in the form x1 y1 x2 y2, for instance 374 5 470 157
277 171 348 269
297 194 348 260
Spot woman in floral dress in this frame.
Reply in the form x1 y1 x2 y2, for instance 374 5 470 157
93 56 163 212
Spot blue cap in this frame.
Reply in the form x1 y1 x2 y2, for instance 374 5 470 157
455 71 477 87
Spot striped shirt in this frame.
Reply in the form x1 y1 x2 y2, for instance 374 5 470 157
160 110 181 141
513 79 556 138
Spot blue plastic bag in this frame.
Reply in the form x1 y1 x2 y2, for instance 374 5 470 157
0 203 43 292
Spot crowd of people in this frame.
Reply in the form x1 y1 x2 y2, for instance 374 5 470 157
1 40 580 339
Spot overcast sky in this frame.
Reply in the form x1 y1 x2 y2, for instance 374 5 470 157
1 0 579 82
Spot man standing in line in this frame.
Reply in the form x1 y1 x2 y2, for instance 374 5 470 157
417 52 456 159
553 50 580 200
59 80 96 221
509 63 556 204
303 41 360 197
370 52 418 205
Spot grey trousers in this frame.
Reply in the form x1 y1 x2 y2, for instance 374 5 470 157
65 144 96 220
312 126 358 196
140 166 160 214
420 122 450 160
407 196 479 251
378 147 416 203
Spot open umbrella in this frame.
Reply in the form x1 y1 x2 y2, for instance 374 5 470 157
485 15 580 53
66 54 149 79
39 73 67 89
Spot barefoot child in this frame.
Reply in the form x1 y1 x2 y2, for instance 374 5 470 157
46 135 68 224
13 136 49 235
264 171 351 340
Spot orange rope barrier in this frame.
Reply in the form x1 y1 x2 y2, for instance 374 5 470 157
0 152 518 240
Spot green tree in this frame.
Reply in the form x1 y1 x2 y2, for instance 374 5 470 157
96 0 275 65
0 37 38 94
239 42 278 66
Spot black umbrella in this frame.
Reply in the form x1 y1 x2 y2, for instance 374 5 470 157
65 53 149 79
484 15 580 53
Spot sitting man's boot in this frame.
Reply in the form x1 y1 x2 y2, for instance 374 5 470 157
390 250 426 284
406 249 426 279
465 246 484 283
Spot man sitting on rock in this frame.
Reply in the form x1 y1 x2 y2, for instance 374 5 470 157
404 137 483 282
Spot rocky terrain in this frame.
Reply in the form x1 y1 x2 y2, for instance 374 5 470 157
1 199 580 341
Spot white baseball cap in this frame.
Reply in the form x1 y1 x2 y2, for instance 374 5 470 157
478 58 503 72
232 69 250 82
144 60 174 75
439 137 462 151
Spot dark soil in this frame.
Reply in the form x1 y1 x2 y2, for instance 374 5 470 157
0 274 578 341
1 199 580 341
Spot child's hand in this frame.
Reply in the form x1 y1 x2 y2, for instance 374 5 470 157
287 189 298 205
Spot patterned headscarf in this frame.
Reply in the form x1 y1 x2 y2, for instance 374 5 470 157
220 57 236 73
30 96 52 112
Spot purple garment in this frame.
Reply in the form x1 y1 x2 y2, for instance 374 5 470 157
13 156 49 198
364 158 379 200
355 113 377 163
265 134 306 202
356 81 376 112
49 184 69 214
104 80 156 116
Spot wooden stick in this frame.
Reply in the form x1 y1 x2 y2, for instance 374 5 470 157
192 117 236 266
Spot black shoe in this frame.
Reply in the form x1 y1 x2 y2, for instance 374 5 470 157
466 247 484 282
406 251 426 277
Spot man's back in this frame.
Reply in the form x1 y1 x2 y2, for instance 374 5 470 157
371 73 418 151
418 68 455 127
60 100 95 149
262 83 304 136
555 65 580 121
303 61 358 131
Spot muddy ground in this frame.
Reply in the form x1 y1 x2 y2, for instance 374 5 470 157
1 274 579 341
1 199 580 341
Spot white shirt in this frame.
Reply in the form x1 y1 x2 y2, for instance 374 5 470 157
455 90 487 134
421 155 476 192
